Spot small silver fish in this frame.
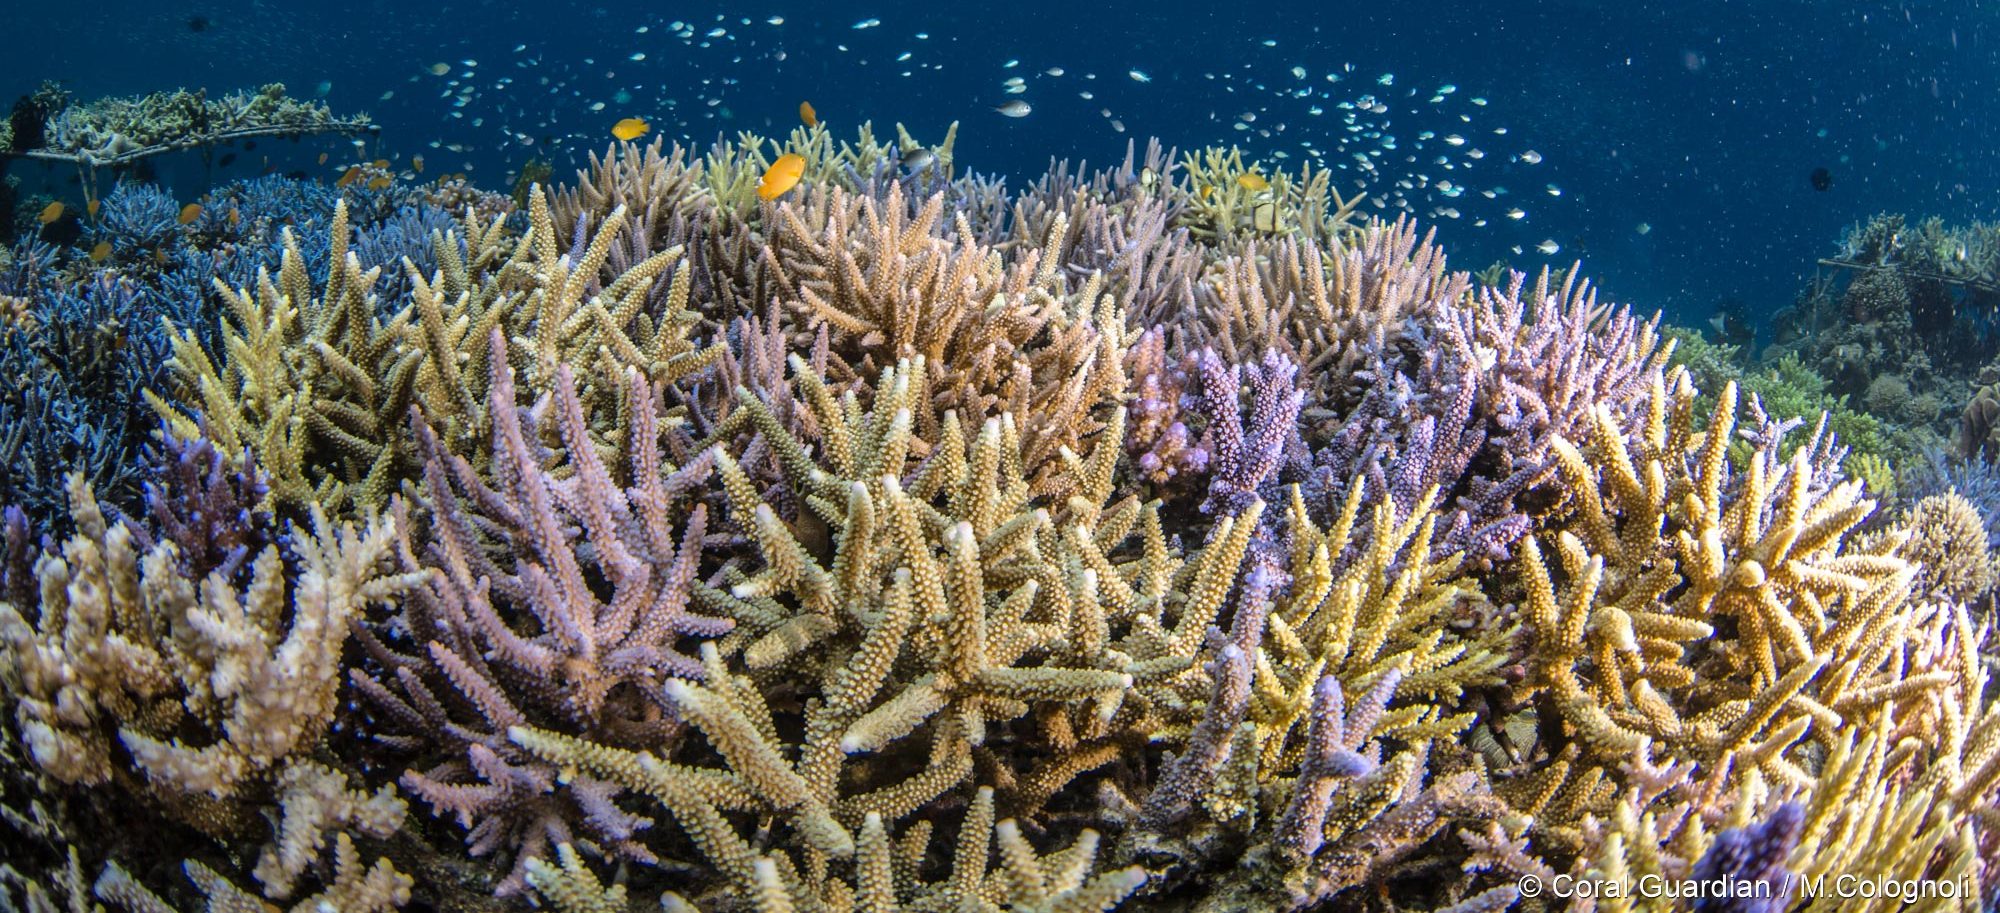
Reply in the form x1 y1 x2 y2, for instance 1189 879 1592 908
901 147 936 171
994 100 1032 117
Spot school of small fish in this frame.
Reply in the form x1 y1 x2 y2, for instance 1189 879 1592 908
315 12 1574 253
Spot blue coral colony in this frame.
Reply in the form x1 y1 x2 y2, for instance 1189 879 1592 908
0 14 1996 913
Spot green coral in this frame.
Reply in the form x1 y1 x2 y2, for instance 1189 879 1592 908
1665 327 1911 467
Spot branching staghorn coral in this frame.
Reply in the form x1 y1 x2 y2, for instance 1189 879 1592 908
1172 147 1362 248
1121 327 1203 488
1190 348 1305 517
552 138 707 246
507 353 1237 908
1101 479 1515 910
1505 369 1986 865
526 790 1146 913
0 474 412 826
1161 220 1461 413
1283 261 1672 570
149 200 423 513
252 760 406 899
1447 266 1673 469
94 831 412 913
1001 141 1202 323
1556 676 1999 912
745 182 1129 496
151 186 721 517
349 332 729 894
515 188 726 402
13 122 2000 912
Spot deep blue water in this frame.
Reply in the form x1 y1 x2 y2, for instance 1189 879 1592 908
5 0 1998 333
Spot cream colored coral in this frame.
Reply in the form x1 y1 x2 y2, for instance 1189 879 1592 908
0 475 415 807
251 761 405 899
1897 492 1995 604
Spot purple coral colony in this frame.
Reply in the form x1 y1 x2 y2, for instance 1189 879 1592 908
1 77 1999 913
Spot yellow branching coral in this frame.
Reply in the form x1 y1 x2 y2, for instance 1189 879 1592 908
1260 484 1510 722
150 186 725 516
1101 484 1513 910
1566 694 1996 913
1174 147 1362 247
0 474 414 822
517 187 725 398
525 844 629 913
146 203 454 513
151 200 424 512
1508 368 1981 858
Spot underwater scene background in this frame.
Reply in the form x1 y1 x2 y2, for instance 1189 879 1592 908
13 0 2000 320
1 0 1999 910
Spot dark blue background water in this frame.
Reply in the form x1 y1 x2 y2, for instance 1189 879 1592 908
5 0 1996 333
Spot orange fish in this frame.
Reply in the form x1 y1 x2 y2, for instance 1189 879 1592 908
757 153 807 201
318 152 329 165
336 166 362 188
411 155 425 173
228 208 241 226
86 198 100 219
799 101 817 128
611 117 650 141
88 241 112 263
372 159 391 169
367 176 392 191
178 203 203 224
37 202 62 224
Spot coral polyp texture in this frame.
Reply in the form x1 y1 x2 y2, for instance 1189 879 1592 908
2 121 1998 913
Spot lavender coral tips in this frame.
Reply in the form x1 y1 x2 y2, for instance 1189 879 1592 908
1689 802 1805 913
1198 347 1305 516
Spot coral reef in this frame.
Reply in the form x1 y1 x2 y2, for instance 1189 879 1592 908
2 122 1997 913
0 273 178 528
1771 214 2000 475
1667 326 1910 468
